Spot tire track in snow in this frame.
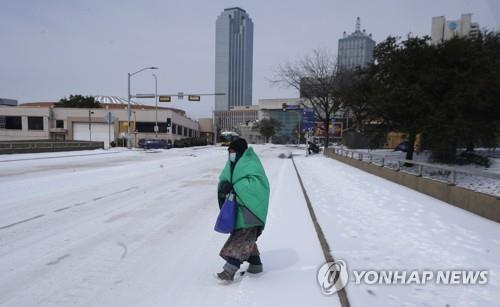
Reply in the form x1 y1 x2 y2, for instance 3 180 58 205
0 187 139 231
0 214 45 230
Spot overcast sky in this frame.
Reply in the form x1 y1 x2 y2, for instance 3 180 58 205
1 0 499 119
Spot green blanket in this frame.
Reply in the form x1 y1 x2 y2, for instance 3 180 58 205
219 147 270 229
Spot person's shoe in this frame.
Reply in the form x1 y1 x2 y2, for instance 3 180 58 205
216 262 239 281
247 263 263 274
217 270 235 281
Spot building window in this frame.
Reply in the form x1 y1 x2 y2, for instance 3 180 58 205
183 127 188 136
4 116 22 130
158 123 168 133
135 122 155 133
28 117 44 130
188 129 192 137
177 125 183 135
135 122 168 133
172 124 177 133
56 120 64 128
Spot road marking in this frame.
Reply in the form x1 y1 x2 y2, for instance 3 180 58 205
109 186 139 196
54 206 71 213
46 254 70 266
0 214 45 230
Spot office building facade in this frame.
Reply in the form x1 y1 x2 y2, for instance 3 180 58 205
214 7 253 111
431 14 480 45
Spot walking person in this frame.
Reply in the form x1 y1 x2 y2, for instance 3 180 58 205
216 138 270 281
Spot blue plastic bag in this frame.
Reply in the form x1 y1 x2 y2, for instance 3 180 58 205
214 193 237 233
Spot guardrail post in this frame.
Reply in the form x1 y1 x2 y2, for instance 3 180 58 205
450 170 456 185
359 153 363 161
369 155 372 164
351 151 354 159
381 157 384 167
396 160 400 171
418 165 423 177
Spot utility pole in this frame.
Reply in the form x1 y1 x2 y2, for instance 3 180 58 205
127 66 159 149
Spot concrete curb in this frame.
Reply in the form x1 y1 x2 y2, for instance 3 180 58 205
291 157 351 307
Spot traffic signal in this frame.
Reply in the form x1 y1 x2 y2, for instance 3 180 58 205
188 95 201 101
166 118 171 127
282 103 288 112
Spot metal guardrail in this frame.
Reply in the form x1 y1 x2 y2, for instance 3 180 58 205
0 141 104 154
330 147 500 185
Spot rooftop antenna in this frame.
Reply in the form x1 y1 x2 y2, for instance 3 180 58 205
356 17 361 32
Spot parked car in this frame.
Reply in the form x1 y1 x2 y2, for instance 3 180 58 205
140 139 172 149
394 141 409 152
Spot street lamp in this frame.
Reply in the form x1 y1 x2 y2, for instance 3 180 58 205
152 73 158 137
88 109 94 142
127 66 158 149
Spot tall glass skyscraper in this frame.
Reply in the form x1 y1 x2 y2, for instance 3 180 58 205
214 7 253 111
337 17 375 71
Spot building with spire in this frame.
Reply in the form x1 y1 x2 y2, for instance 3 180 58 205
337 17 375 70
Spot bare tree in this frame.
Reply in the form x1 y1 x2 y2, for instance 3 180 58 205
272 49 343 148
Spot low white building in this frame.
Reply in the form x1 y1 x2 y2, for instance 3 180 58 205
214 105 259 132
0 96 200 148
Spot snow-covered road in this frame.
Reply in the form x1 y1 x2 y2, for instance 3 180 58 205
0 146 335 306
1 145 499 307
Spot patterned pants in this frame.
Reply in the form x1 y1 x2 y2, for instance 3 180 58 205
220 227 261 263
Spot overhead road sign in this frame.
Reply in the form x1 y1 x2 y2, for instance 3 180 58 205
133 93 156 99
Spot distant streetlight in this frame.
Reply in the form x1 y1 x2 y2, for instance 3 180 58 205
152 73 158 137
88 109 94 142
127 66 158 149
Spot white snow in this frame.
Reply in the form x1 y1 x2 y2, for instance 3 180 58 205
1 145 499 306
0 146 336 307
294 152 500 307
337 147 500 197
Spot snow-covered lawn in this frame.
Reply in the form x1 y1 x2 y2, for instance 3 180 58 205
336 147 500 197
294 153 500 307
1 145 498 306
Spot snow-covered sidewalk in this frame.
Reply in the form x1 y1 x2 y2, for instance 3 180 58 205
294 153 500 307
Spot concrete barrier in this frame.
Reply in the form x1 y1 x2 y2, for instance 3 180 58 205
324 148 500 223
0 140 104 154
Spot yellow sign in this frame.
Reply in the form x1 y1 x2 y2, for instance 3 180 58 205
159 95 171 102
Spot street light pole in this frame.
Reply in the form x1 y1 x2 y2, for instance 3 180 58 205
88 109 94 142
212 107 216 145
127 73 131 148
152 73 158 137
127 66 158 149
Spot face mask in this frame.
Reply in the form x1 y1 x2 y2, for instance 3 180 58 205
229 152 237 163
